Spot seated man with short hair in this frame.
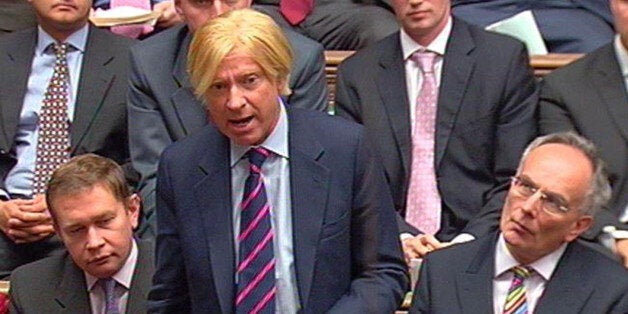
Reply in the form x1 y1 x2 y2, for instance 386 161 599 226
8 154 154 313
411 132 628 314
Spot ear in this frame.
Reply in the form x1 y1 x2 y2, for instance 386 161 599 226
126 194 141 230
564 215 593 242
174 0 183 16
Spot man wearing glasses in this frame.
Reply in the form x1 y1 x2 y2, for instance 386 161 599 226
411 132 628 313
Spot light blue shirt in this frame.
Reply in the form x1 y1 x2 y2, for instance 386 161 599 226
230 101 299 312
2 25 87 198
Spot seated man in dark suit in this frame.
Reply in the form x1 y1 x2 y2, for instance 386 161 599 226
451 0 614 53
253 0 398 50
539 0 628 268
148 9 407 312
9 154 154 313
411 132 628 314
335 0 537 261
128 0 328 239
0 0 134 277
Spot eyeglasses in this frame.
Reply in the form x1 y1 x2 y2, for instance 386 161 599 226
510 176 571 215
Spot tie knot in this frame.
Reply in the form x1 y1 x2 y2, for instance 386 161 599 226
51 43 69 59
412 50 438 73
247 147 270 169
98 277 117 294
512 265 533 279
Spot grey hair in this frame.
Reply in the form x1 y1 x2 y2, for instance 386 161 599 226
518 132 611 215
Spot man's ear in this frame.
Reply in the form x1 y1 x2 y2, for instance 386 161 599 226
127 194 141 230
564 215 593 242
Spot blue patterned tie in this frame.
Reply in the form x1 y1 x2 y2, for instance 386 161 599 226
99 278 120 314
236 147 276 314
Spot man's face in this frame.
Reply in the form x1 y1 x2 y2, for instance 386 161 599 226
500 144 594 264
52 184 140 278
29 0 91 37
205 49 283 146
391 0 451 45
175 0 251 32
612 0 628 48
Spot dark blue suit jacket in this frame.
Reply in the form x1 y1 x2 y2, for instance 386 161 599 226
148 107 408 313
411 233 628 314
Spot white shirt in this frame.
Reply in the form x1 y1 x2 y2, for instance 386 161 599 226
400 17 452 131
493 234 566 313
230 101 299 313
85 240 138 314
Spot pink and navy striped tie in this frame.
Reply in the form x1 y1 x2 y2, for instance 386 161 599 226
236 147 276 314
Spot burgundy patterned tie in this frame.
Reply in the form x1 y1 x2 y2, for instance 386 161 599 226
405 50 442 235
236 147 276 314
280 0 313 25
32 43 71 196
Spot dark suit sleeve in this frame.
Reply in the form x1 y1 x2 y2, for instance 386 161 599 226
127 47 174 239
286 38 328 112
8 272 25 314
462 44 538 238
147 151 191 313
539 75 623 238
327 130 409 313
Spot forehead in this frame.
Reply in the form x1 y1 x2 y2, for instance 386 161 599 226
520 144 593 202
214 51 262 77
52 185 123 222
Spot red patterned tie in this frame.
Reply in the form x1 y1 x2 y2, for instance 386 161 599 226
32 43 71 196
405 50 442 235
280 0 313 25
236 147 276 314
110 0 153 38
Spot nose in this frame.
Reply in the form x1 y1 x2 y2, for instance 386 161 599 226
225 85 246 110
519 190 544 216
85 226 105 250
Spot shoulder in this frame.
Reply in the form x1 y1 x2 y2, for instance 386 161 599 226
569 241 628 284
88 25 136 50
130 24 187 59
544 43 613 82
161 125 223 162
339 32 399 72
284 28 323 53
289 108 364 140
10 253 69 287
453 18 525 52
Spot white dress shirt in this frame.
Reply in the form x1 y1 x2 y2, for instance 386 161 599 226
493 234 566 313
230 101 299 313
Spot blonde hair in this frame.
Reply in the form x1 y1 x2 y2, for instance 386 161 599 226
187 8 293 99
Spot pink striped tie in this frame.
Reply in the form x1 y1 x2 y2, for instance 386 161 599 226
236 147 276 314
110 0 153 38
405 50 442 235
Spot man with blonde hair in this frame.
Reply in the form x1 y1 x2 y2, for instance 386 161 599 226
148 9 407 313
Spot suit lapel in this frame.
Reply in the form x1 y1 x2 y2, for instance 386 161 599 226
54 254 92 313
126 240 155 314
590 45 628 142
376 35 412 178
456 234 496 314
435 19 475 169
70 26 116 153
287 111 329 308
193 132 235 314
0 29 36 151
171 30 207 138
534 243 593 313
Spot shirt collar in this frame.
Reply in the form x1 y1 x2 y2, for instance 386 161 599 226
36 23 89 56
86 239 139 291
400 16 452 61
614 35 628 78
494 233 567 281
230 99 290 167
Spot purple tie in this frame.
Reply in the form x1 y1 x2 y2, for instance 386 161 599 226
99 278 120 314
405 50 442 235
236 147 276 314
32 43 71 196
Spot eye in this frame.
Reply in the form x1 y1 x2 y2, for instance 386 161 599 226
242 74 260 88
68 226 85 234
210 81 227 91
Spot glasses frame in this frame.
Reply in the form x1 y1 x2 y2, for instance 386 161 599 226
510 176 571 215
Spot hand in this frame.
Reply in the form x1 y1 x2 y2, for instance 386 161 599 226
402 234 451 263
616 238 628 269
153 1 183 29
0 196 54 243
